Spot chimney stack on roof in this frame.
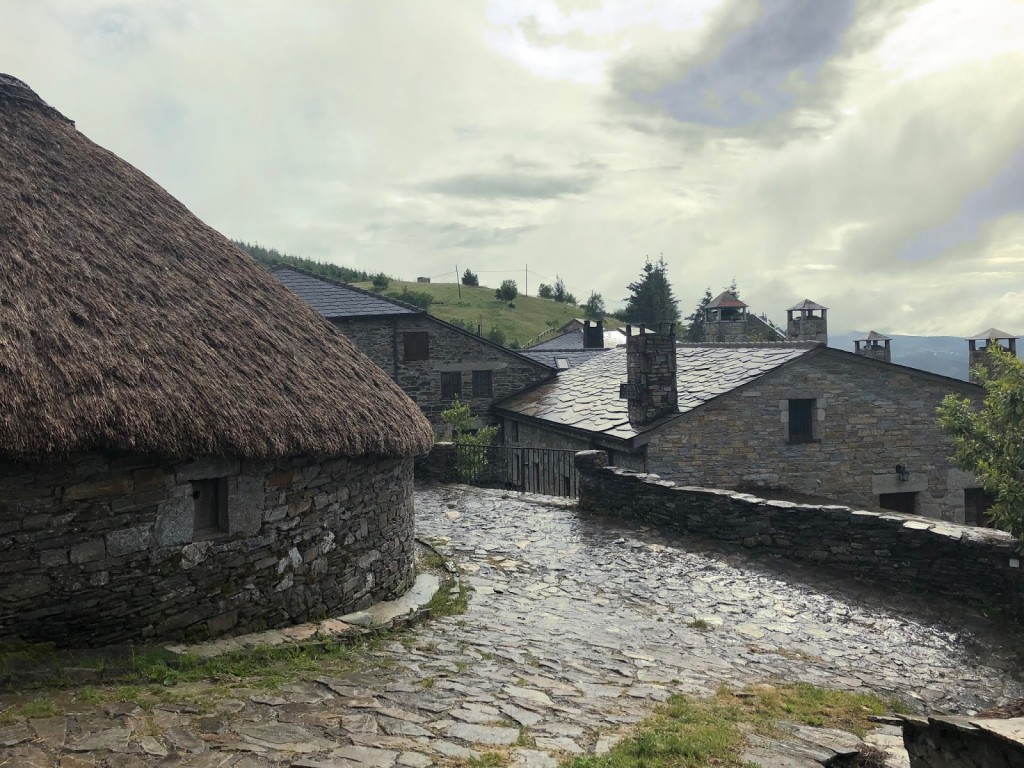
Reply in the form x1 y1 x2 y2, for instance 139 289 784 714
968 328 1018 383
854 331 891 362
786 299 828 345
620 323 677 426
583 319 604 349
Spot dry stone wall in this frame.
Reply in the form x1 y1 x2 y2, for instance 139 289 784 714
0 452 416 646
646 351 979 522
576 451 1024 623
898 715 1024 767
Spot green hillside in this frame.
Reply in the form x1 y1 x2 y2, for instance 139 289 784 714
352 280 619 348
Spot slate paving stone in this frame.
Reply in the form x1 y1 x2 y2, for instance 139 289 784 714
3 487 1024 767
445 722 520 745
0 723 33 747
328 745 399 766
66 727 132 752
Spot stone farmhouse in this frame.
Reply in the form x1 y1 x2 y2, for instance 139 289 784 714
495 323 991 524
272 266 554 428
520 319 621 369
0 75 433 646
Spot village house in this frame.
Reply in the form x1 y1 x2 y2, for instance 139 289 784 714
520 319 621 369
496 322 993 525
0 74 433 646
271 266 555 428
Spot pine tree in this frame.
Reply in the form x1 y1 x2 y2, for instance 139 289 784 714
684 286 713 342
622 257 680 327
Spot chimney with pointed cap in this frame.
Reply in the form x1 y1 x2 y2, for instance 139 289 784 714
968 328 1018 383
854 331 891 362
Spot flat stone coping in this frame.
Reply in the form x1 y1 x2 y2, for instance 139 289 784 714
164 572 441 660
896 713 1024 746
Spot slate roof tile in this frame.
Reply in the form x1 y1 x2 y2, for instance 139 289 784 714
271 266 421 318
497 344 816 440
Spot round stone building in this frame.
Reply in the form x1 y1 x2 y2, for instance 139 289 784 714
0 75 434 646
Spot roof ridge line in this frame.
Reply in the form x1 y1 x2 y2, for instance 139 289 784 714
269 263 426 314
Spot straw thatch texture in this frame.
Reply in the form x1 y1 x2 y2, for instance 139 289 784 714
0 75 433 460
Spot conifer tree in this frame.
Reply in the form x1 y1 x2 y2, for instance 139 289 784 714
622 257 680 327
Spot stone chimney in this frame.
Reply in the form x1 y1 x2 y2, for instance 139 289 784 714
968 328 1018 383
620 323 678 425
854 331 891 362
703 291 748 343
583 320 604 349
787 299 828 344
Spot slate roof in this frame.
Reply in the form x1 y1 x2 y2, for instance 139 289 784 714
855 330 891 341
707 291 747 309
496 343 818 442
969 327 1017 340
788 298 828 311
526 328 627 351
271 266 422 318
520 349 609 369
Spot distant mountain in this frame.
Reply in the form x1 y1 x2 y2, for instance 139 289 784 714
829 332 969 381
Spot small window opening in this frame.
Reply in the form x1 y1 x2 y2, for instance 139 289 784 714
403 331 429 361
472 369 493 398
788 399 816 443
879 491 917 515
555 357 569 370
505 420 519 444
193 477 228 537
441 371 462 400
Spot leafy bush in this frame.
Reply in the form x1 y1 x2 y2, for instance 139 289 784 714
387 289 434 309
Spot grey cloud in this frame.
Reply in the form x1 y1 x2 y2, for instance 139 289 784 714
896 142 1024 262
364 220 536 249
643 0 855 127
418 172 596 200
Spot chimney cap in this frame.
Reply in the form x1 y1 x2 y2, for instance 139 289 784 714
706 291 747 309
853 330 891 341
787 298 828 311
968 327 1017 341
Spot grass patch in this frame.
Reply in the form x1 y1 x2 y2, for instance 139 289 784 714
0 698 60 723
686 619 711 631
425 578 471 618
467 753 506 767
562 683 897 768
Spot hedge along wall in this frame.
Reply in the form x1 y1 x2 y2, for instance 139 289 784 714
0 451 416 646
575 451 1024 623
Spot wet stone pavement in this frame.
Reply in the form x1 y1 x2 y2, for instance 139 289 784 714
2 484 1022 767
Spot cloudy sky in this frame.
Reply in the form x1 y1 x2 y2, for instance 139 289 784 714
4 0 1023 335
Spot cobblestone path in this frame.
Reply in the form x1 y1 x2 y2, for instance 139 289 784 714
1 485 1021 767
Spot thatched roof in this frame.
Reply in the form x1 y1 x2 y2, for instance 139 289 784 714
0 75 433 461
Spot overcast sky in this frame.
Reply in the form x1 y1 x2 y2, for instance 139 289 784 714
4 0 1023 335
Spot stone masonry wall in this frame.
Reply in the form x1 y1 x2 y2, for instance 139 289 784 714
898 715 1024 767
576 451 1024 623
646 351 980 522
335 316 552 428
0 451 416 646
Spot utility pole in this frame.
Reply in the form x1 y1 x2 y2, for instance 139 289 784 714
525 264 528 299
456 265 461 300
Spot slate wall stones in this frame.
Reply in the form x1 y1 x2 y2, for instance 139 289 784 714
335 316 552 428
898 715 1024 767
575 451 1024 623
645 351 978 522
0 452 416 646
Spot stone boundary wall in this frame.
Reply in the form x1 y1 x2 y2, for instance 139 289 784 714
0 452 416 646
575 451 1024 623
414 443 457 483
898 715 1024 767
